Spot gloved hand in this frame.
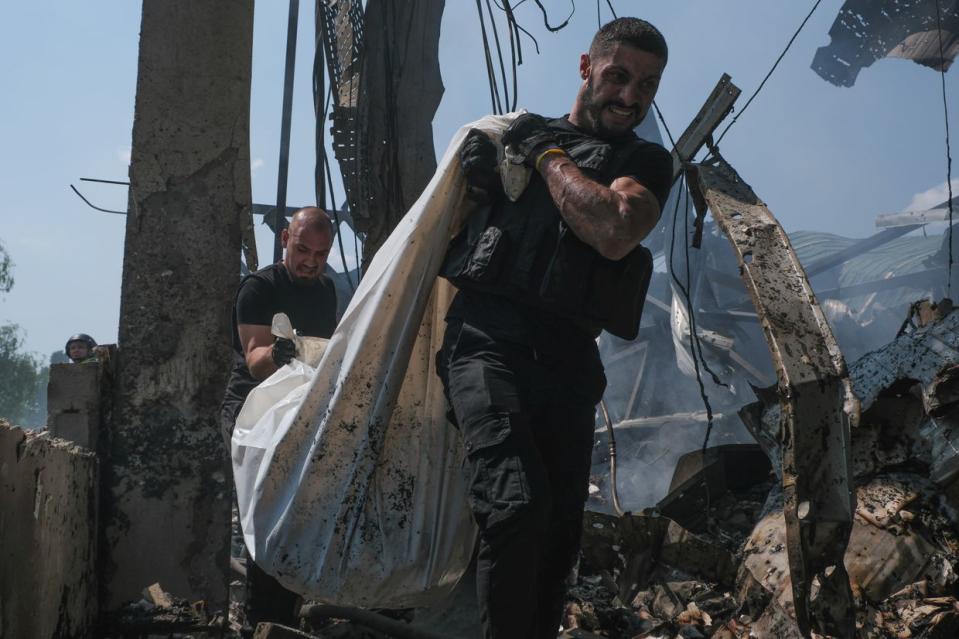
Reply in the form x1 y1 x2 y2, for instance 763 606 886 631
271 336 296 367
501 113 560 168
460 128 502 203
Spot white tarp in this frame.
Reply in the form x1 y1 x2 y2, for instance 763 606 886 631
232 114 517 608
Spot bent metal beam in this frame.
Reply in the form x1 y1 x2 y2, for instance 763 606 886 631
688 157 859 638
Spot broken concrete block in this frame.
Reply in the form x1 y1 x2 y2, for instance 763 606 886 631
0 422 98 639
142 582 174 608
46 360 104 449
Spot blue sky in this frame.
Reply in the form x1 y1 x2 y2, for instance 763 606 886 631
1 1 956 358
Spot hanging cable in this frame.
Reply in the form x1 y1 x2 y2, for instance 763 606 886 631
713 0 824 149
69 184 126 215
530 0 574 32
596 0 618 24
501 0 522 111
475 0 503 114
935 0 955 296
324 150 356 292
652 100 677 149
666 177 720 450
484 0 512 111
604 0 618 19
313 1 326 211
680 185 727 449
272 0 300 262
682 183 727 391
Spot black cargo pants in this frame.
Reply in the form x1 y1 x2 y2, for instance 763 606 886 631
437 318 604 639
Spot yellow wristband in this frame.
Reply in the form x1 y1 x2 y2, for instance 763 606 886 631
534 147 566 172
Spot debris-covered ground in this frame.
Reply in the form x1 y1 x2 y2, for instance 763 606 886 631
98 304 959 639
564 303 959 638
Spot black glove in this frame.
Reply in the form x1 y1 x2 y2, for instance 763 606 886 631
460 128 502 203
271 336 296 367
501 113 559 167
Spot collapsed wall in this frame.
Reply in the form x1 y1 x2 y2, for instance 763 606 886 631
0 421 97 639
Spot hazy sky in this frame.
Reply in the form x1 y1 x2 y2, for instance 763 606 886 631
1 1 956 358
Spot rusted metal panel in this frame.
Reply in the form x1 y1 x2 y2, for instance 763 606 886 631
670 73 740 179
688 157 859 638
813 0 959 87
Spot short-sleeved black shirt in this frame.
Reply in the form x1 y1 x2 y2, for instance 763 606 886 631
220 262 337 424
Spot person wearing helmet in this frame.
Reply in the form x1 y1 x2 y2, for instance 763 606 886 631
65 333 98 363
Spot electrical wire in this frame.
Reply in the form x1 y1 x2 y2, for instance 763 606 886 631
501 0 522 111
313 0 326 210
530 0 574 32
652 100 677 149
666 177 719 450
475 0 503 114
476 0 577 114
484 0 512 111
935 0 955 296
69 184 126 215
713 0 824 148
323 148 356 291
604 0 617 19
596 0 618 25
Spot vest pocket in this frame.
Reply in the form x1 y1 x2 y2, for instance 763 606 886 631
462 226 509 283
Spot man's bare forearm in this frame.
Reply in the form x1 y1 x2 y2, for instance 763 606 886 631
539 153 661 261
247 345 278 381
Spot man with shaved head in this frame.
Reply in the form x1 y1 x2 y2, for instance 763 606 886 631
220 206 337 630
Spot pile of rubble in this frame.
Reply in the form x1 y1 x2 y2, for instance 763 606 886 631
86 304 959 639
565 303 959 638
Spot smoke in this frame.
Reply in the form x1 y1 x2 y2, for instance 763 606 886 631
905 178 959 212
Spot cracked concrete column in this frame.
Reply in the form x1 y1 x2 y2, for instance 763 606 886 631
103 0 253 610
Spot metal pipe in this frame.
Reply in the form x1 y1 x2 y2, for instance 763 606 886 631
599 399 624 516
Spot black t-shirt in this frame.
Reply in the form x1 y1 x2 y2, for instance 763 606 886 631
221 263 337 423
550 115 673 209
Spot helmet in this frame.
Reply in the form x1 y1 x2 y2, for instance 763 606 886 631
65 333 97 354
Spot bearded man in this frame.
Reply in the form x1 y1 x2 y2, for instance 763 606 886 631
436 17 672 639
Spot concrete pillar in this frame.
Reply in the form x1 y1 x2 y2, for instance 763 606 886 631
0 422 98 638
103 0 253 610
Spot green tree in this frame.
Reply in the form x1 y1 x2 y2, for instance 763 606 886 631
0 325 43 424
0 240 12 294
0 241 45 426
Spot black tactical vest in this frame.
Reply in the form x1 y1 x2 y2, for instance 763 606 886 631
440 118 655 340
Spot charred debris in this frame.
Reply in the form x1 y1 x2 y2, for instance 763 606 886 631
3 1 959 638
